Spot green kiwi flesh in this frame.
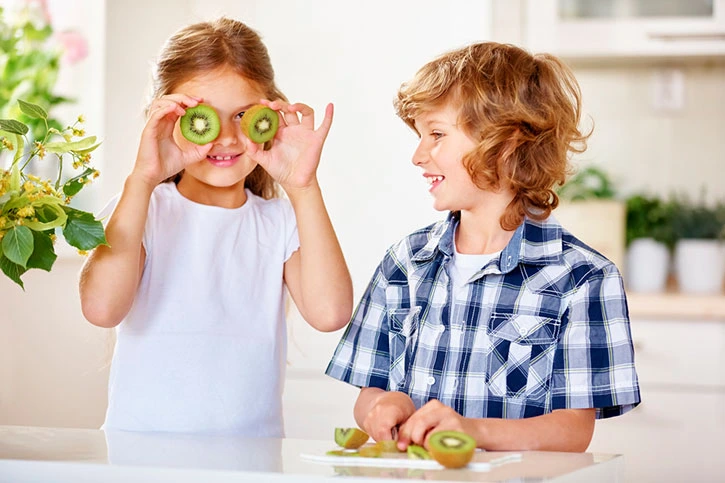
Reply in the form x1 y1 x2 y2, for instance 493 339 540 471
428 430 476 469
180 104 220 145
406 444 432 460
240 105 279 143
334 427 370 449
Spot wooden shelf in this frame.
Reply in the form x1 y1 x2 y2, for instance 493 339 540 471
627 291 725 320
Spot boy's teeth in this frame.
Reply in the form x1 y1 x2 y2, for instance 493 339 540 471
427 175 444 185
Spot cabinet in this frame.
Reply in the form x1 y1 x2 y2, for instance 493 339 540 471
524 0 725 60
588 317 725 482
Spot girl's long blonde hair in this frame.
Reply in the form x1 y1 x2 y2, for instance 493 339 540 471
151 17 286 199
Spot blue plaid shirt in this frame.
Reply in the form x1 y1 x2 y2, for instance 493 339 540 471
326 213 640 420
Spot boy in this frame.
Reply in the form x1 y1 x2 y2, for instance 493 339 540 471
326 42 640 452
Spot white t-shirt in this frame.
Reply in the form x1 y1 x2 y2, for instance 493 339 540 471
450 242 500 295
103 182 299 436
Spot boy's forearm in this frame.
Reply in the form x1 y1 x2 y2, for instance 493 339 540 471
79 175 155 328
286 181 353 331
471 408 596 452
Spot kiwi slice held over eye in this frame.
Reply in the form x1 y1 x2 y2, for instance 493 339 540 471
180 104 220 145
428 430 476 469
334 427 370 449
240 104 279 144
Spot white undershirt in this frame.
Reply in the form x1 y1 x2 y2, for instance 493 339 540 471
450 242 501 293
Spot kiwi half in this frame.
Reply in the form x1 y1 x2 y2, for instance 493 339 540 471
428 430 476 469
180 104 220 145
240 105 279 144
334 427 369 449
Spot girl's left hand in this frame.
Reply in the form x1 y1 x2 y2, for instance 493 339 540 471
396 399 478 450
245 100 333 191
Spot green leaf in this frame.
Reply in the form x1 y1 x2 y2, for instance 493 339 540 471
0 255 27 289
1 225 34 267
44 136 98 154
61 207 107 250
0 119 29 135
18 99 48 120
26 230 57 271
62 167 95 197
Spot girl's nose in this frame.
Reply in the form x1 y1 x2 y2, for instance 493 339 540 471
215 119 240 147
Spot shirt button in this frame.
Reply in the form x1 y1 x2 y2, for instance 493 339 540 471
427 376 435 385
438 325 445 332
518 325 529 336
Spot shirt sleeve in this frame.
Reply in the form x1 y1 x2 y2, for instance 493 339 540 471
551 264 641 418
325 259 392 389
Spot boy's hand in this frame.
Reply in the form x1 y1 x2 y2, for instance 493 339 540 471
396 399 478 450
361 391 416 443
244 100 333 193
132 94 213 187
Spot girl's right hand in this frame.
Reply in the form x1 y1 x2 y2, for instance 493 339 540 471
131 94 213 187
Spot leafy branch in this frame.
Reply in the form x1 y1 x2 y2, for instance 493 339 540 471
0 99 106 288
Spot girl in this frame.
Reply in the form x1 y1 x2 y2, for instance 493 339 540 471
79 17 353 436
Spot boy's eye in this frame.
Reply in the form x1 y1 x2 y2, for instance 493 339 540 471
431 131 443 139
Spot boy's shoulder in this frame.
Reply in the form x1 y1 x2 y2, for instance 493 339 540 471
381 217 451 277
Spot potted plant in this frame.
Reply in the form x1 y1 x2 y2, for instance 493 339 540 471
623 194 676 293
555 165 626 271
670 193 725 294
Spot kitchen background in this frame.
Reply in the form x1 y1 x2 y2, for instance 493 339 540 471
1 0 724 481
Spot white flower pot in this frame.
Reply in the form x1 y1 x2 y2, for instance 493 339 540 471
674 239 725 294
626 238 670 293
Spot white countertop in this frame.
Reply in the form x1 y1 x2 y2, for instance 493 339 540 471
0 425 623 482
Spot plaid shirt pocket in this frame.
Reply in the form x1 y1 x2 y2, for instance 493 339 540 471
387 306 421 391
487 313 560 400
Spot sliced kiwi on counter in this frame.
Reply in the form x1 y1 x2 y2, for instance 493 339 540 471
180 104 220 145
240 104 279 144
374 440 402 454
428 430 476 469
357 445 383 458
406 444 432 460
334 427 370 449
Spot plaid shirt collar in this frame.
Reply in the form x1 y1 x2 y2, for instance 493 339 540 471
409 211 564 272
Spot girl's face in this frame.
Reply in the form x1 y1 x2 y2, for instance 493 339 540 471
172 66 266 203
411 103 484 213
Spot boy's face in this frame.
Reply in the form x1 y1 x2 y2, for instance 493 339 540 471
411 104 484 213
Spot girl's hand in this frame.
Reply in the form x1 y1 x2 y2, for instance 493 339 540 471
396 399 477 450
131 94 213 187
361 391 416 443
244 100 333 192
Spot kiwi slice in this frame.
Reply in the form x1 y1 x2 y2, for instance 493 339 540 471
428 430 476 469
180 104 220 145
374 440 402 454
357 445 382 458
334 427 369 449
406 444 432 460
240 105 279 144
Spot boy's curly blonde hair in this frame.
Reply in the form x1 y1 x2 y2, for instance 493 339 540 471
395 42 591 230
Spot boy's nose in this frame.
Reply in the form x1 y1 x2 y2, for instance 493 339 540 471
411 142 428 166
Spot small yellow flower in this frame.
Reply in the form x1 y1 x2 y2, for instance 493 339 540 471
77 249 88 256
93 170 100 178
49 233 57 242
77 114 86 123
17 206 35 218
34 141 46 159
72 128 86 137
1 138 13 150
63 134 72 142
